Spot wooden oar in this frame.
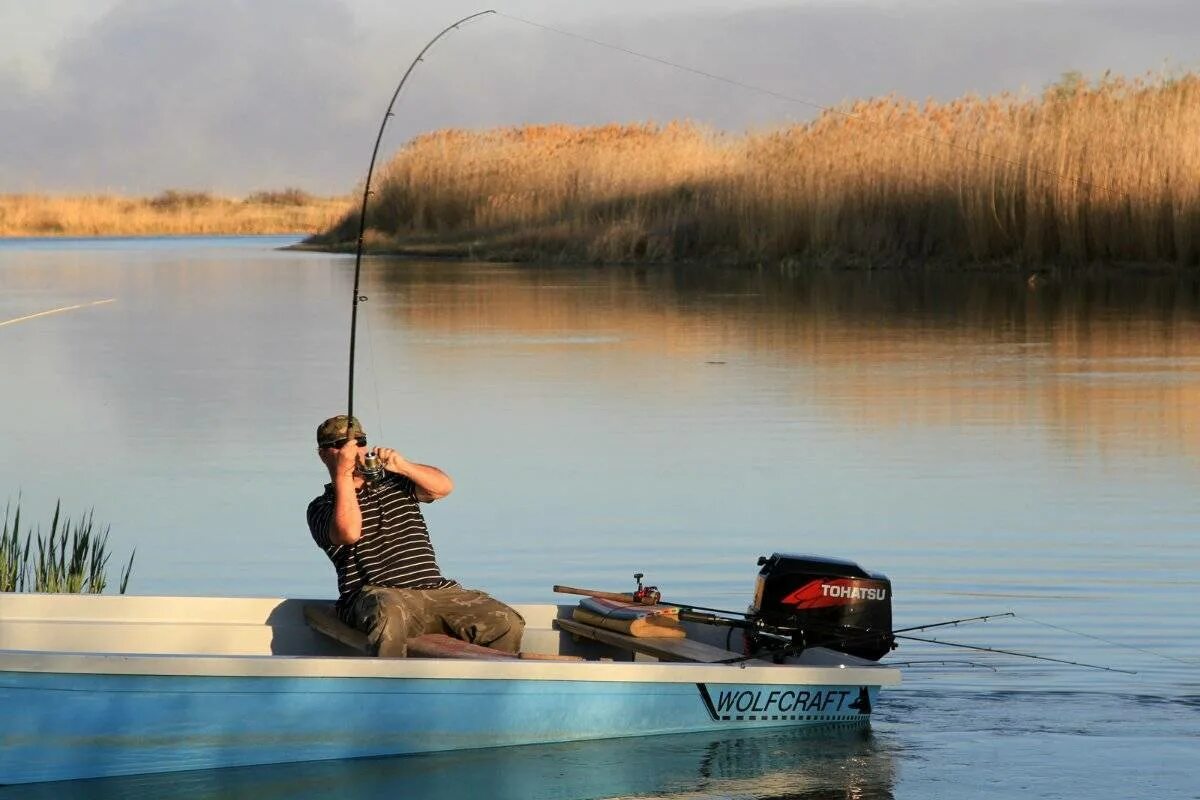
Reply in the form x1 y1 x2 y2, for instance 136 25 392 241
572 608 685 638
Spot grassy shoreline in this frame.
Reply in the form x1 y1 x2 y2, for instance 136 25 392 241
306 73 1200 270
0 190 351 237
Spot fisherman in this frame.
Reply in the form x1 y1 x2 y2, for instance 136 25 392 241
307 415 524 657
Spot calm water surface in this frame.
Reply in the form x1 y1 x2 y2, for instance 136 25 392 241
0 237 1196 799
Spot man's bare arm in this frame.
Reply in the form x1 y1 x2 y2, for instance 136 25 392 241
322 439 363 545
375 448 454 502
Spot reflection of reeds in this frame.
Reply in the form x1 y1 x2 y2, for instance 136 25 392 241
1 499 134 594
314 74 1200 267
0 191 351 237
376 263 1200 457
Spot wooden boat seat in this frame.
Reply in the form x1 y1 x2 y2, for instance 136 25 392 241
555 617 748 663
303 603 580 661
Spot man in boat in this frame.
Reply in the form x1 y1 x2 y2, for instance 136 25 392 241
307 415 524 657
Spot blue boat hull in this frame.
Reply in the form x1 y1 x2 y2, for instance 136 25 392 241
1 670 878 784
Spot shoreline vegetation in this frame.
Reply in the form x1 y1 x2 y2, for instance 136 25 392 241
305 73 1200 270
1 499 133 594
0 189 351 237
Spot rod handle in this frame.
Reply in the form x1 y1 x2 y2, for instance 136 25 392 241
552 585 635 602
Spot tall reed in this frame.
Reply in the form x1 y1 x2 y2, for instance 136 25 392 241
311 73 1200 268
1 499 134 594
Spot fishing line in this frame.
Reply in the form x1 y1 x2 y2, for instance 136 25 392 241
898 633 1137 674
346 8 1138 418
363 292 385 445
496 11 1130 199
0 299 115 328
1013 614 1198 666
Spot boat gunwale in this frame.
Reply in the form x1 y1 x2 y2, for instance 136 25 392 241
0 648 901 686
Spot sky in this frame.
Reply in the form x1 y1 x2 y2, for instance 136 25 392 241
0 0 1196 195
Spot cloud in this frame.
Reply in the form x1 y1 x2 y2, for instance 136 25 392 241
3 0 370 193
1 0 1195 194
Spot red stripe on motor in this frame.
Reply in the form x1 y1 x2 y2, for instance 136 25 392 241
781 578 887 608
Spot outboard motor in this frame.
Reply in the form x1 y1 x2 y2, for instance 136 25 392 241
747 553 894 661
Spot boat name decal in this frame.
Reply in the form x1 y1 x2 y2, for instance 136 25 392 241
781 579 888 608
696 684 873 721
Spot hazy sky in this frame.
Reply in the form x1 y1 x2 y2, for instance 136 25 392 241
1 0 1195 194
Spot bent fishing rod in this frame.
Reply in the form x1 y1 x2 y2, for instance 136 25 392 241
346 10 496 421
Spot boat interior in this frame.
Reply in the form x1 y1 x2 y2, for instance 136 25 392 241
0 593 880 668
0 593 762 665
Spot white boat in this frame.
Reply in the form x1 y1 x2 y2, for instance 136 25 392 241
0 592 900 785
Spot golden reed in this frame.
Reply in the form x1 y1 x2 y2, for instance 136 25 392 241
0 190 350 237
312 74 1200 267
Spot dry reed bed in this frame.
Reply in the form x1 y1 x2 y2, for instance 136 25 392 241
0 190 351 237
313 75 1200 267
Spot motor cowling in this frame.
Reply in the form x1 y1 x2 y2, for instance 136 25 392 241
748 553 894 661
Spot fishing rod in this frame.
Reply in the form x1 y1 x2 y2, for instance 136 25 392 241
555 582 1009 638
558 581 1025 664
756 612 1018 658
341 7 1129 421
690 605 1132 674
346 10 496 422
675 611 1015 662
898 634 1137 674
885 660 998 671
713 623 1133 673
895 613 1014 635
561 578 1131 673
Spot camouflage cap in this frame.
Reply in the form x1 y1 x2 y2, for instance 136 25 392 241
316 415 366 447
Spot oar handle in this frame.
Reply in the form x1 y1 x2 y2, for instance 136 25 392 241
552 585 635 602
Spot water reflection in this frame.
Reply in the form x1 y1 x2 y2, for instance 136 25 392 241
376 263 1200 457
0 726 896 800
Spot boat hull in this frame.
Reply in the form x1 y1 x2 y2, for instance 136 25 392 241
1 668 877 784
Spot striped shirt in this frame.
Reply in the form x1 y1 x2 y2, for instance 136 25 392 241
307 472 456 622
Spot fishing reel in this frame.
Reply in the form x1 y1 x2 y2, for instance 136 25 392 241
356 450 387 484
631 573 661 605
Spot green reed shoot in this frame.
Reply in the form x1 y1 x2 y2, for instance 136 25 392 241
1 498 134 594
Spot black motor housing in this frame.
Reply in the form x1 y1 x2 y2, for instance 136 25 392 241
748 553 894 661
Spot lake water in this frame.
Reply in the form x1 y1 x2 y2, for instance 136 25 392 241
0 236 1196 798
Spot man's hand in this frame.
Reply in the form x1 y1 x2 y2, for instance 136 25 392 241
374 447 409 474
319 438 363 481
373 446 454 502
335 438 361 478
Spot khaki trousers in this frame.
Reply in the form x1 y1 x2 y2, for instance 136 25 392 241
350 584 525 657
